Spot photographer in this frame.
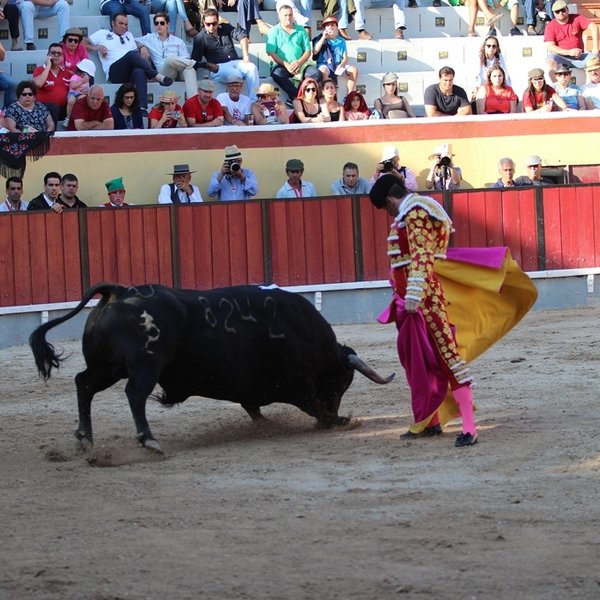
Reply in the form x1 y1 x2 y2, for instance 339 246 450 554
425 144 462 191
207 145 258 201
370 146 417 192
149 90 187 129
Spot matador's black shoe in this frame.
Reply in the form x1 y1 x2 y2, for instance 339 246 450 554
400 424 443 439
455 432 478 447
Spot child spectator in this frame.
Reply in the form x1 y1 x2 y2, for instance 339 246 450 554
63 59 96 128
312 16 358 96
343 91 370 120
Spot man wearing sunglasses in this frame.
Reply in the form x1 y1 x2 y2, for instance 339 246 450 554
32 43 72 124
136 11 197 100
544 0 599 77
191 7 260 101
87 13 173 113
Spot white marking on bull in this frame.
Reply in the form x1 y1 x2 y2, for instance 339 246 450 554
234 298 257 323
219 298 237 334
197 296 218 328
264 296 286 340
140 310 160 353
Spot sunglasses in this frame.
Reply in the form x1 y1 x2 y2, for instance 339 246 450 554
204 21 218 26
50 50 63 56
154 20 166 25
66 37 80 43
553 7 567 13
305 87 317 92
556 72 571 76
20 92 34 96
485 44 498 48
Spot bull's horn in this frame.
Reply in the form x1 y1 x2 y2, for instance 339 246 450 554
347 354 395 384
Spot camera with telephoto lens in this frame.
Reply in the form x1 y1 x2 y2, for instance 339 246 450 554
226 160 241 172
381 159 395 172
439 155 452 168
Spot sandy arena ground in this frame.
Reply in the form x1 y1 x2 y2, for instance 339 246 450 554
1 306 599 600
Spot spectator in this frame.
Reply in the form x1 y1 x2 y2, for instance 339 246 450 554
19 0 70 51
87 13 173 113
60 27 89 72
553 63 586 110
58 173 87 208
266 4 317 103
522 67 568 112
102 177 131 207
191 8 260 101
475 65 518 114
424 66 472 117
343 90 370 120
33 43 71 124
207 145 258 201
275 0 311 36
4 80 54 132
0 176 28 212
250 82 289 125
276 158 317 198
235 0 272 37
63 58 96 128
501 0 525 36
374 72 416 119
490 157 525 188
27 171 63 211
320 78 344 121
582 56 600 110
545 0 599 77
137 12 198 101
0 40 17 107
0 0 22 51
473 36 511 92
514 155 554 186
150 0 198 36
336 0 372 41
217 74 252 126
67 85 115 130
158 163 203 203
111 82 145 129
182 78 224 127
149 89 187 128
370 146 417 192
293 76 330 123
99 0 151 36
363 0 410 39
466 0 502 38
312 16 358 96
424 144 462 191
331 162 371 195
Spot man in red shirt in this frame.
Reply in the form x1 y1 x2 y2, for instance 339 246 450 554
32 42 72 124
183 79 224 128
545 0 599 78
67 85 114 130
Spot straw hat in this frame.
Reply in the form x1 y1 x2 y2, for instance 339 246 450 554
159 89 179 102
255 82 279 96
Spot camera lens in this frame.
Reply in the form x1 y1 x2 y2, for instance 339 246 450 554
440 156 451 167
230 162 241 172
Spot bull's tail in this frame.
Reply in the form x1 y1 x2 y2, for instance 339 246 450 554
29 283 122 379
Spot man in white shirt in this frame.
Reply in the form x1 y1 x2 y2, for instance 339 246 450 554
0 176 28 212
276 158 317 199
158 164 203 204
87 13 173 111
582 55 600 110
217 75 252 126
136 12 198 101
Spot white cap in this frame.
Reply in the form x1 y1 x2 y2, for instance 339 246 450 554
76 58 96 77
381 146 399 161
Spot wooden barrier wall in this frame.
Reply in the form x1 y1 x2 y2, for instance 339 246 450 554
1 184 599 308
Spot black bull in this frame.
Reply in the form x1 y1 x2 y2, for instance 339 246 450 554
30 283 394 452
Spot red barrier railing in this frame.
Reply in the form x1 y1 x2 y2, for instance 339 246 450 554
1 184 599 308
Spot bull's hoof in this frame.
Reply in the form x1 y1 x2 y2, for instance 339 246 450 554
142 438 164 454
74 431 93 452
318 415 353 428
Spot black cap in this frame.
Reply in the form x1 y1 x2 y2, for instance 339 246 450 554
369 174 402 209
